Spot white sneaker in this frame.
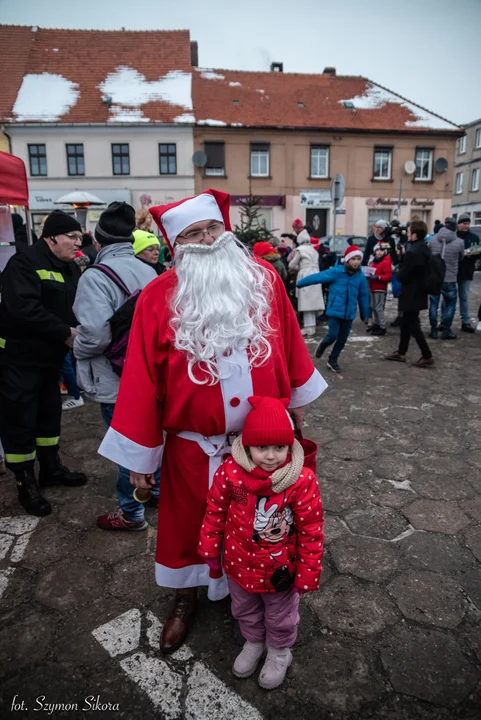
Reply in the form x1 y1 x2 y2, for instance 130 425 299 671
305 327 315 336
232 641 265 678
258 646 292 690
477 321 481 332
62 396 85 411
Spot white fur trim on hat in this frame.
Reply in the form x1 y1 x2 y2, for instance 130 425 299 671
344 248 363 263
161 194 224 245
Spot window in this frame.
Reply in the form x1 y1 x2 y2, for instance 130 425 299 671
66 144 85 176
455 172 463 194
457 135 467 154
473 212 481 225
256 208 272 231
373 148 392 180
414 149 433 181
28 144 47 176
250 143 270 177
111 144 130 175
310 146 329 178
159 144 176 175
476 128 481 149
204 142 225 176
472 168 480 192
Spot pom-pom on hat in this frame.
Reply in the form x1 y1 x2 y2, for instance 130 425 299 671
252 241 276 257
242 396 295 447
343 245 363 263
149 189 231 253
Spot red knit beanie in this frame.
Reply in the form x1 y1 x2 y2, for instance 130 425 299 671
242 396 295 447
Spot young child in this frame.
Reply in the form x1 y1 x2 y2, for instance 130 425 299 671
198 396 323 690
367 242 392 336
296 245 370 373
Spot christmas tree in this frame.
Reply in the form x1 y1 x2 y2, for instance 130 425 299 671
234 195 275 247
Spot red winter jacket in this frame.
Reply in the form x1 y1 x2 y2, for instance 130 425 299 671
368 254 392 292
198 456 324 593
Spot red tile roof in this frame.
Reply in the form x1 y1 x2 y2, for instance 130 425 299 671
1 25 193 123
192 68 461 134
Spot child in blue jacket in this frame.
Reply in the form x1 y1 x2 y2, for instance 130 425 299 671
297 245 370 373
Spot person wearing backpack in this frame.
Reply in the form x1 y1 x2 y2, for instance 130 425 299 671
73 202 158 531
427 217 465 340
385 221 434 368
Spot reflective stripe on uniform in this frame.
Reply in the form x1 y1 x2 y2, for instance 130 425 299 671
36 269 65 283
36 437 60 447
0 337 5 349
5 451 36 463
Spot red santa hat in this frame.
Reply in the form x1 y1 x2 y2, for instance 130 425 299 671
343 245 363 263
242 396 295 447
149 189 232 252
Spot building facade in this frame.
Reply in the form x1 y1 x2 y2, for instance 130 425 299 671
9 125 194 235
193 67 461 239
451 118 481 238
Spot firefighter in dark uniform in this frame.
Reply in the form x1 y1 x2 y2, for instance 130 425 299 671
0 210 87 517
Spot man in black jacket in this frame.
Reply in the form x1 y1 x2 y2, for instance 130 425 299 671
385 221 433 368
0 210 87 517
456 214 478 332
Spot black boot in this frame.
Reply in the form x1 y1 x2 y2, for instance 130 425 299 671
15 462 52 517
38 451 87 488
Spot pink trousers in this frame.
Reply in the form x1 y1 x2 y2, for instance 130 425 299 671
228 577 300 649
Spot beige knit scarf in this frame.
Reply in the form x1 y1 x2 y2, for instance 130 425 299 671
231 436 305 493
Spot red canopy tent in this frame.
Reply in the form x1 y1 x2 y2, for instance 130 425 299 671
0 151 29 207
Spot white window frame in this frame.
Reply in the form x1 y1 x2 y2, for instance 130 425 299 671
373 149 392 180
472 168 480 192
205 167 225 177
455 172 463 195
458 135 466 154
473 211 481 225
476 128 481 149
414 149 433 182
310 147 329 178
250 149 269 177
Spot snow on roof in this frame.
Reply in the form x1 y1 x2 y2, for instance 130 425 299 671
98 66 192 122
13 72 80 121
339 82 458 131
229 81 241 87
256 89 265 94
196 119 227 126
199 70 225 81
173 113 195 123
109 107 150 123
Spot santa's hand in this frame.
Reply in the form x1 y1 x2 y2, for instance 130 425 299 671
130 471 155 490
290 405 306 430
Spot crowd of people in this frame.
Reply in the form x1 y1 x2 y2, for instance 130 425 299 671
0 189 478 690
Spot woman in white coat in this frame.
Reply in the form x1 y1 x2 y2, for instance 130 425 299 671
288 228 325 336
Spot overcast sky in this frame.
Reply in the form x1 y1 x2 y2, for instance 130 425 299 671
1 0 479 126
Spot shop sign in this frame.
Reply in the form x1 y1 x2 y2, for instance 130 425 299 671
366 197 435 208
230 195 285 207
300 189 331 208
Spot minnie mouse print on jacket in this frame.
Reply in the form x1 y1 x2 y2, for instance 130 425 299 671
198 439 324 594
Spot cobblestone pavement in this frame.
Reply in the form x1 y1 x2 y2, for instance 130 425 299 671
1 275 480 720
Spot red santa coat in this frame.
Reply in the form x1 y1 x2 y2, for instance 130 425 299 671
199 457 324 593
99 262 327 600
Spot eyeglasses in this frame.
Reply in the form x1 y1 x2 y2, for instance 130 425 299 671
177 221 224 243
63 233 83 241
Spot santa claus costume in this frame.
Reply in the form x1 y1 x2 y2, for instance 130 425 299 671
98 189 327 650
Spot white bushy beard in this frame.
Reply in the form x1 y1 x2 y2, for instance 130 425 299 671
170 231 274 385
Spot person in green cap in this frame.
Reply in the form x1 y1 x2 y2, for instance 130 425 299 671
132 230 166 276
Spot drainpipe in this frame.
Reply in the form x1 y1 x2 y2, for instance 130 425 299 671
1 125 12 153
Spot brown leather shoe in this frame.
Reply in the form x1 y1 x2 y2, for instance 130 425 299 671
412 356 434 368
385 351 406 362
160 588 197 654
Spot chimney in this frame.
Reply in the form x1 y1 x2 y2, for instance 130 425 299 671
270 62 283 72
190 41 199 68
323 67 336 76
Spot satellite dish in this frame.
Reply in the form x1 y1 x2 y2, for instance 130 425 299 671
404 160 416 175
192 151 207 168
435 157 448 174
